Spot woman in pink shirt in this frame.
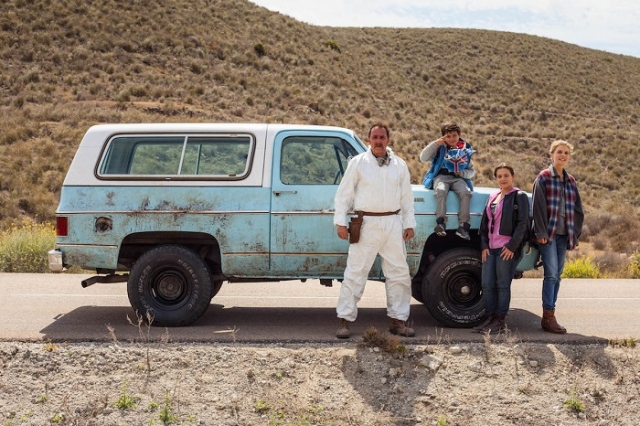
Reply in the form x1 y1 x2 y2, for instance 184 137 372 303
475 163 531 333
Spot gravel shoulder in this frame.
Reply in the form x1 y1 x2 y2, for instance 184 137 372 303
1 332 639 426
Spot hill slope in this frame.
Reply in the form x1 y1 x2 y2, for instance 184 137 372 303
1 0 640 252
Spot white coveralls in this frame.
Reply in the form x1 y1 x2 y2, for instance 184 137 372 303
334 148 417 322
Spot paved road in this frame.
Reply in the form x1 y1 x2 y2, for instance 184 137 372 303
0 273 637 344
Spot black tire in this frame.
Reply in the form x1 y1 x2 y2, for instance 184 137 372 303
422 247 484 328
411 278 424 304
211 280 223 299
127 245 213 327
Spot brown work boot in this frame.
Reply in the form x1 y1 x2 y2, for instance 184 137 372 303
389 318 415 337
336 318 351 339
472 314 495 332
483 314 507 334
541 309 567 334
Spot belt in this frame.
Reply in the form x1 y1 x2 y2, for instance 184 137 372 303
358 209 400 217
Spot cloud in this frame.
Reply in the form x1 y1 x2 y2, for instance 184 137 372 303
249 0 640 57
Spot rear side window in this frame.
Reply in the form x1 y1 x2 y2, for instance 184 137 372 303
98 134 254 179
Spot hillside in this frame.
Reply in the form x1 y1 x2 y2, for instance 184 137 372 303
1 0 640 255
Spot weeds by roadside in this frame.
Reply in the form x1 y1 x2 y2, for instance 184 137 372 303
628 251 640 278
562 256 600 278
564 387 585 414
609 337 636 348
112 381 139 410
0 220 54 273
359 326 407 355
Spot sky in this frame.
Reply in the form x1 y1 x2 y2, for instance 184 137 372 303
249 1 640 58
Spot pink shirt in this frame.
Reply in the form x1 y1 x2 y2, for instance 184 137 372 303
487 188 519 249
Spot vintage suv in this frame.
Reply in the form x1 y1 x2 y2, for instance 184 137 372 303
49 123 538 328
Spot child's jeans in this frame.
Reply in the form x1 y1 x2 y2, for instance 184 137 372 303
433 174 472 223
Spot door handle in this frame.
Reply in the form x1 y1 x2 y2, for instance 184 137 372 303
273 190 298 196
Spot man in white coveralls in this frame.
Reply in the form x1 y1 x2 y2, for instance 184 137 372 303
333 122 417 339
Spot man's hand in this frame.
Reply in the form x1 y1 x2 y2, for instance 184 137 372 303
337 225 348 240
403 228 414 241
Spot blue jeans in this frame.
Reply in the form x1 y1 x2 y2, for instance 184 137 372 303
481 248 521 316
539 235 568 310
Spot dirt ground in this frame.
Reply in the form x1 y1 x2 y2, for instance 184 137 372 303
1 332 639 426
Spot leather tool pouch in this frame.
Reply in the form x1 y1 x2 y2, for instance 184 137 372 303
348 212 364 244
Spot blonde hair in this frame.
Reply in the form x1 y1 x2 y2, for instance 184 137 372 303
549 139 574 154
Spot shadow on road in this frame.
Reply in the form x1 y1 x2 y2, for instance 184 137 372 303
39 303 610 347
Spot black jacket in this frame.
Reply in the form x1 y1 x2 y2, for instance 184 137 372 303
480 190 530 253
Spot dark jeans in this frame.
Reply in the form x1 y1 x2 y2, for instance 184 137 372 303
539 234 569 310
481 248 521 316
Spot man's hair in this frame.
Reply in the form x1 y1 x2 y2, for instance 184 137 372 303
549 139 574 154
369 122 390 139
493 162 515 178
441 121 461 136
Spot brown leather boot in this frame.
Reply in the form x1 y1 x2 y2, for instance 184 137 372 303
541 309 567 334
389 318 415 337
336 318 351 339
472 314 495 331
483 314 506 334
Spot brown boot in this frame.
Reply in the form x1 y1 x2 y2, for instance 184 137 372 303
336 318 351 339
483 314 507 334
472 314 495 332
541 309 567 334
389 318 415 337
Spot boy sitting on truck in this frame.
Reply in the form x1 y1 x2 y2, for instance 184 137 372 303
420 122 476 240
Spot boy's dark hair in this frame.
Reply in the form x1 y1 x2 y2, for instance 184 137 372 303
369 122 390 139
494 163 515 177
441 122 461 136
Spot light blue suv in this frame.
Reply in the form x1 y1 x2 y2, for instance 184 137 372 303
49 123 538 328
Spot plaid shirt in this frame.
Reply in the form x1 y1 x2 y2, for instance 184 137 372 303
532 165 583 250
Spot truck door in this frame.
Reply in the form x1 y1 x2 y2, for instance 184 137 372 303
270 131 381 278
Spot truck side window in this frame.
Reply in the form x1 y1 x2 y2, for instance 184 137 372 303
100 136 185 175
280 137 355 185
182 137 250 176
98 135 252 178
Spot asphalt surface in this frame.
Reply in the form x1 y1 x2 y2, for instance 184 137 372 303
0 273 638 344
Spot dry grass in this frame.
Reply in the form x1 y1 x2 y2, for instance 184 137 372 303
1 0 640 260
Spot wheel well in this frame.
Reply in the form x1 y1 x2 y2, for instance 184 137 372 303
118 232 222 277
413 230 481 285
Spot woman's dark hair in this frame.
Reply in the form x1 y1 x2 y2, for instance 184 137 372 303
493 162 515 177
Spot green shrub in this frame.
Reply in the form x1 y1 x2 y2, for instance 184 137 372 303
325 40 341 53
112 381 139 410
564 387 585 413
628 251 640 278
255 399 270 414
562 256 600 278
0 220 55 273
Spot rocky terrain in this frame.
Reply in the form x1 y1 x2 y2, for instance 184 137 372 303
1 333 639 425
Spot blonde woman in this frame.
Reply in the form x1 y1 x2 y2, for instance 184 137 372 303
532 140 584 334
